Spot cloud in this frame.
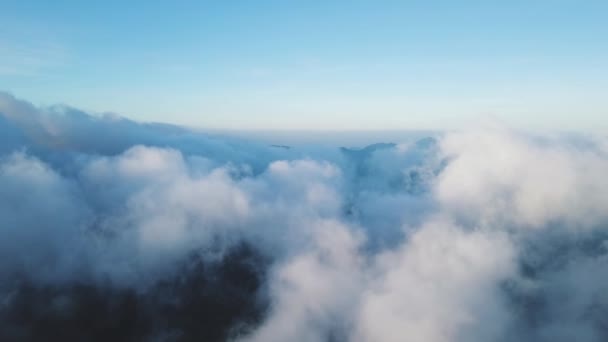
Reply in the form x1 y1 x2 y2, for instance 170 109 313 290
0 40 68 77
354 218 515 342
239 220 365 342
1 91 608 341
0 152 90 285
437 128 608 229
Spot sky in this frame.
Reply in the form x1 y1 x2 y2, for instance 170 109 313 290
1 0 607 131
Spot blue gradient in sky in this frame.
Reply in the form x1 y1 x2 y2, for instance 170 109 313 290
1 0 607 131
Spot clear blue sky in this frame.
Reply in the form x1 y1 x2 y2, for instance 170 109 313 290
1 0 607 131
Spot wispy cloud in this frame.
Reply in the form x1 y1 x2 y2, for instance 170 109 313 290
0 37 69 77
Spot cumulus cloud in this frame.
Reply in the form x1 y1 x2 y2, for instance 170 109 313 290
437 128 608 229
354 218 515 342
1 91 608 341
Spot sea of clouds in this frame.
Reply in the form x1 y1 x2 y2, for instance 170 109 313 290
1 91 608 341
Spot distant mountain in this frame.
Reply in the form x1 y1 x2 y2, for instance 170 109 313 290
340 142 397 159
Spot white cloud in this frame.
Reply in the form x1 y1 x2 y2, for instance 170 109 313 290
2 92 608 341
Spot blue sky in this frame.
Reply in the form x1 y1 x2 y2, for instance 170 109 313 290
1 0 607 131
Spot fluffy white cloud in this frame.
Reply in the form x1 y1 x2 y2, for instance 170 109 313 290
0 152 90 284
437 128 608 229
354 218 515 342
240 220 364 342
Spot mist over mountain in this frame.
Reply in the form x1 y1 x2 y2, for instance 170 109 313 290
2 91 608 341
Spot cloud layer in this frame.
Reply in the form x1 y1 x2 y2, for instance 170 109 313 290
1 91 608 341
